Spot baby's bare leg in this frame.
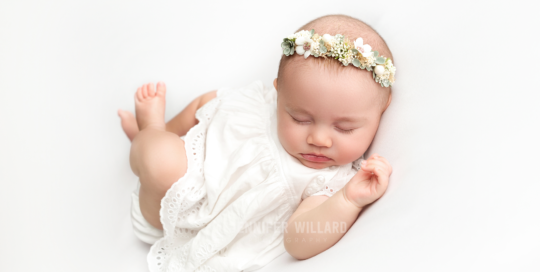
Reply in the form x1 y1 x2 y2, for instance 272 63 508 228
129 82 187 230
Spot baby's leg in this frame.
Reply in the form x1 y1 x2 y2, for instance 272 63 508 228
129 82 187 230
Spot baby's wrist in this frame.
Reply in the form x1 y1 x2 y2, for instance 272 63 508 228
338 187 364 213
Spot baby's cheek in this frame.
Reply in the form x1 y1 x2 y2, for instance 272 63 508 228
338 137 366 162
288 126 305 148
278 122 300 151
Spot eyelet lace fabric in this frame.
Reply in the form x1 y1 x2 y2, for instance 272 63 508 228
147 82 296 272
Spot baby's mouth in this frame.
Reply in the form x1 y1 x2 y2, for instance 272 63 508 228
300 153 332 162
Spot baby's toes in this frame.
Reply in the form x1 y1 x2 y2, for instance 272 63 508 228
142 83 150 99
135 87 143 102
147 83 156 97
156 82 166 98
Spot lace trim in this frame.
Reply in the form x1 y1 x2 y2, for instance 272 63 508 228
149 95 222 271
302 175 326 199
319 185 337 196
352 157 363 171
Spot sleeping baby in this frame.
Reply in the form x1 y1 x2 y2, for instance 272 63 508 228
118 14 395 272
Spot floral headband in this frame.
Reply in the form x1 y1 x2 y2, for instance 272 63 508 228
281 29 396 87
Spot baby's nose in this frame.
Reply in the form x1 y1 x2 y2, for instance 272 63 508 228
307 130 332 148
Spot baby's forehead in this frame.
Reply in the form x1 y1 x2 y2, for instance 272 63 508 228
282 56 380 93
279 66 383 115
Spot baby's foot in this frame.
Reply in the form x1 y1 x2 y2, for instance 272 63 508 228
118 109 139 141
134 82 167 131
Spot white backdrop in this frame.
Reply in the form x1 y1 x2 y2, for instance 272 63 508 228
1 0 539 271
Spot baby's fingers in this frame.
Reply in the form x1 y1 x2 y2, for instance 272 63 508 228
373 167 389 191
361 160 391 178
373 155 392 174
362 158 390 173
367 153 380 161
361 161 390 188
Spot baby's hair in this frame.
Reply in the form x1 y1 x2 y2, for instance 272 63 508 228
277 14 394 110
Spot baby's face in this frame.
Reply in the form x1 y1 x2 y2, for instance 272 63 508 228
274 59 389 169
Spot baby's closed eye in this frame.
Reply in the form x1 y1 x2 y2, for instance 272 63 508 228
291 116 311 124
335 127 355 134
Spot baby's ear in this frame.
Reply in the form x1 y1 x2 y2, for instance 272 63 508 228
383 92 392 112
273 78 278 91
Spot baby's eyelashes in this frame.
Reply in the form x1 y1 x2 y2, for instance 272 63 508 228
335 127 355 134
291 117 310 124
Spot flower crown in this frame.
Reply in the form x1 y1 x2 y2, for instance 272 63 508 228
281 29 396 87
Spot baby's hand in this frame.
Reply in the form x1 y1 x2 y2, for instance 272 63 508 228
343 154 392 208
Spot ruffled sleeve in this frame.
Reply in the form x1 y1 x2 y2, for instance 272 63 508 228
303 156 364 199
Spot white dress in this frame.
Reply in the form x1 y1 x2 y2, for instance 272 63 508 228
131 81 363 272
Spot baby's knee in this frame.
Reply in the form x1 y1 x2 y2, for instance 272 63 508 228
131 131 188 192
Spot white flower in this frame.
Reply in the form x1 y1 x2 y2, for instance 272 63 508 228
294 30 312 40
295 36 313 59
322 34 334 43
374 65 385 76
354 38 373 58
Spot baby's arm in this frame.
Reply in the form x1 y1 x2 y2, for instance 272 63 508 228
284 154 392 260
165 90 217 136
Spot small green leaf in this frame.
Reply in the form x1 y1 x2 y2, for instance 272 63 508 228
383 80 389 87
373 72 376 79
373 51 379 57
367 66 372 71
310 29 315 37
283 48 290 54
351 48 359 55
352 58 360 67
320 45 327 53
376 57 385 64
314 53 319 57
319 39 324 46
